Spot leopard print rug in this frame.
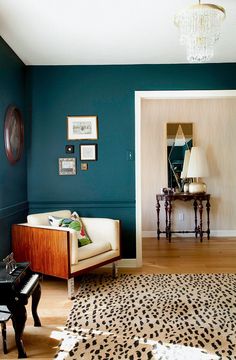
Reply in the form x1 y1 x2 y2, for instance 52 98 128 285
55 274 236 360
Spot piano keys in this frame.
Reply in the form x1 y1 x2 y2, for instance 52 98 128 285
0 261 41 358
20 273 40 295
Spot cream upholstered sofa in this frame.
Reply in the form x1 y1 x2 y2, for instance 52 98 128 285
12 210 121 298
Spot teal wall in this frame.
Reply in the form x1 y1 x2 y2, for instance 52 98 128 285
0 34 235 261
0 37 28 258
28 64 236 258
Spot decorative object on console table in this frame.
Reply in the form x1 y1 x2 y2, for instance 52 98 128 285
4 105 24 165
187 146 209 193
67 115 98 140
156 193 211 243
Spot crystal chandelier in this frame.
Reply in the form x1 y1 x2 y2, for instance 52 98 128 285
174 0 226 63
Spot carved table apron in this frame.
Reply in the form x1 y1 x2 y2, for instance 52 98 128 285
156 193 211 243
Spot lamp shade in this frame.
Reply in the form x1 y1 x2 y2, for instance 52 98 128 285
187 146 209 178
180 149 190 179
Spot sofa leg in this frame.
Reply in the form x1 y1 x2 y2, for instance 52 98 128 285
112 262 118 278
67 278 75 300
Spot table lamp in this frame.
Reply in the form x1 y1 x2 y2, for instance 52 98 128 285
180 149 191 192
187 146 209 193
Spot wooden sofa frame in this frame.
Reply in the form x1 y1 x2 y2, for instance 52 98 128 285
12 224 121 298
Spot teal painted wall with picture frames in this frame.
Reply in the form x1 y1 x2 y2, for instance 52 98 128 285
27 64 236 258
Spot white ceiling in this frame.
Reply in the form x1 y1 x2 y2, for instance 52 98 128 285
0 0 235 65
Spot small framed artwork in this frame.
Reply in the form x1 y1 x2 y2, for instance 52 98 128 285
81 163 88 171
80 144 97 161
65 145 74 154
59 158 76 175
67 116 98 140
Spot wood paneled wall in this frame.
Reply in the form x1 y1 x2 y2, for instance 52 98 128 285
141 98 236 233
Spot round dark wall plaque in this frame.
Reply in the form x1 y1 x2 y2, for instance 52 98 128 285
4 105 24 164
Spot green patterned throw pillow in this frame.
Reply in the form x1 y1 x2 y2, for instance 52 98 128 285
61 215 92 247
48 215 63 227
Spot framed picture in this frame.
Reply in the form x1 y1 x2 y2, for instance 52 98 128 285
4 105 24 164
81 163 88 171
67 116 98 140
65 145 74 154
59 158 76 175
80 144 97 161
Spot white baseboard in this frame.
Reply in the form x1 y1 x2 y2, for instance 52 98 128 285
103 259 138 268
210 230 236 236
142 230 236 238
117 259 138 267
142 231 158 238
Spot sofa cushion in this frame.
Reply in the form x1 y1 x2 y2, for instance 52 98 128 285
48 212 92 248
48 215 63 227
77 241 112 261
27 210 71 226
61 217 92 247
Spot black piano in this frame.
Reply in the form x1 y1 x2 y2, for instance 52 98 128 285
0 261 41 358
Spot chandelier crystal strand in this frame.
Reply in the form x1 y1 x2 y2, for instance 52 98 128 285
175 2 225 63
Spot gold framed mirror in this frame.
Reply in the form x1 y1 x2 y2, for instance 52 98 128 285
167 123 193 191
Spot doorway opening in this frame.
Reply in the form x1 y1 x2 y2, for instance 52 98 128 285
135 90 236 267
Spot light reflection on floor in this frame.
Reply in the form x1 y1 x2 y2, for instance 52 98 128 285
51 328 220 360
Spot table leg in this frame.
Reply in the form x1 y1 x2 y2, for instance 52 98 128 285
156 199 161 240
164 199 168 238
31 282 41 327
167 200 172 243
1 322 7 354
198 200 203 242
8 302 27 358
206 198 211 240
193 199 198 238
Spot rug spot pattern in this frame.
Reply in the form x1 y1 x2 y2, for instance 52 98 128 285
55 274 236 359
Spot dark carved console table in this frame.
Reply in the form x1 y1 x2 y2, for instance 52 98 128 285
156 193 211 243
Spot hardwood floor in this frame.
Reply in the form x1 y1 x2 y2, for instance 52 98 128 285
1 237 236 358
142 236 236 273
1 277 72 359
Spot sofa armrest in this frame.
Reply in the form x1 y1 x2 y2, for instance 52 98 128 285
16 224 79 265
81 218 120 252
12 224 71 279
